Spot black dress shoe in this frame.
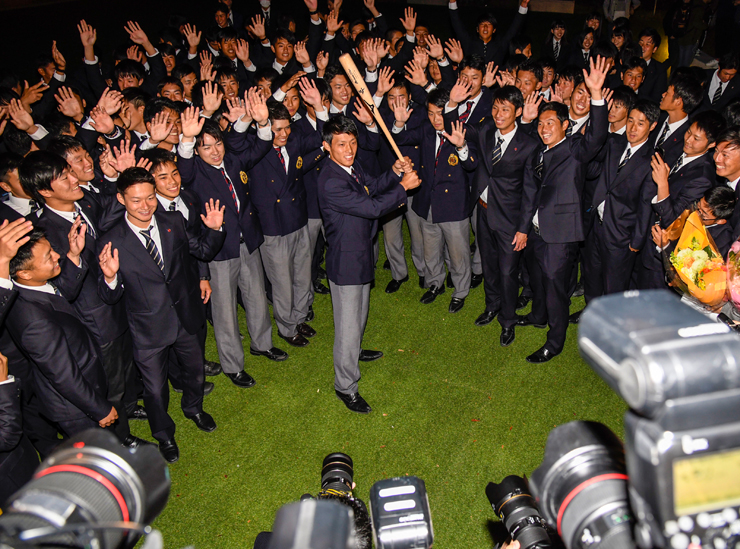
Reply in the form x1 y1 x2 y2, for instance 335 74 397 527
448 297 465 313
204 360 222 377
515 315 547 328
526 346 559 363
470 273 483 289
313 280 330 295
187 411 217 432
335 390 372 414
159 438 179 463
571 281 584 297
418 276 425 289
172 381 214 395
500 327 515 347
383 259 391 270
475 310 498 326
122 435 156 449
279 332 309 347
225 370 256 388
128 405 147 421
420 285 445 304
359 349 383 362
446 272 454 288
569 310 583 324
297 323 316 338
516 294 531 310
385 275 409 293
317 266 327 280
306 305 315 322
250 347 288 361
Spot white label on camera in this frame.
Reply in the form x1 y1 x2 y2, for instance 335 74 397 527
384 500 417 512
677 324 729 338
379 486 416 498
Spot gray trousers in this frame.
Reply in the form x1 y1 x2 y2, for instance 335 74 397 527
329 281 370 394
307 218 323 258
470 204 482 276
422 210 471 299
209 243 273 374
261 225 314 337
382 195 427 281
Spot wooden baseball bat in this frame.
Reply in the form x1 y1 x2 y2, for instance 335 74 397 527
338 53 405 163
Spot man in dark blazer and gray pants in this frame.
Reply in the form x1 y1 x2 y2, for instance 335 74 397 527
318 116 420 414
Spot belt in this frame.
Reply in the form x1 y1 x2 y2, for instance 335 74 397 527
478 198 487 209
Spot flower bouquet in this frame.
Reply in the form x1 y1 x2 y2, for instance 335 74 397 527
726 241 740 309
662 210 727 310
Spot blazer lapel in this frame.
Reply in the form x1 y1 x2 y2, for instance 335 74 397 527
482 125 496 174
156 212 175 278
122 221 165 278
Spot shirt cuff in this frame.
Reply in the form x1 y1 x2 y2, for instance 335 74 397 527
367 124 378 133
316 109 329 122
438 58 450 67
84 55 99 65
406 34 416 43
304 64 316 73
392 124 404 134
146 49 160 58
444 103 456 114
178 140 196 158
273 88 287 102
106 275 119 290
53 72 66 82
0 375 14 386
324 33 335 41
29 125 49 141
372 95 383 108
0 278 13 290
652 195 667 204
457 144 469 161
104 174 119 182
591 99 606 106
518 5 528 13
311 17 323 26
138 138 156 150
449 1 458 9
187 52 198 60
365 69 378 83
257 123 273 140
143 61 150 72
244 62 257 72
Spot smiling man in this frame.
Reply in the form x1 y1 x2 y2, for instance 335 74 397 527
714 128 740 239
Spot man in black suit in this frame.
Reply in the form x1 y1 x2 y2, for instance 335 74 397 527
1 154 39 221
97 168 226 463
649 74 704 166
581 100 659 309
701 52 740 112
318 116 420 414
639 111 724 289
518 57 609 364
637 28 669 103
469 86 540 345
714 128 740 239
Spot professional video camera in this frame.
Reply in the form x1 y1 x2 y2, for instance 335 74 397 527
0 429 170 549
266 453 434 549
491 290 740 549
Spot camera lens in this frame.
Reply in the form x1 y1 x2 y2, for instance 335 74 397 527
321 453 354 493
486 475 552 549
529 421 633 549
0 429 169 549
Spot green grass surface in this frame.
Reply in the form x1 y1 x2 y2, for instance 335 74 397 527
130 228 628 548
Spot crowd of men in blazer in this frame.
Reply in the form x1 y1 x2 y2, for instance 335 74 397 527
1 0 740 488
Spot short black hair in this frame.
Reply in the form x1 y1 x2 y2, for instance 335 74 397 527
623 56 647 73
716 127 740 150
670 74 704 114
323 64 346 87
426 87 450 109
539 101 569 123
217 26 238 42
611 85 637 111
517 59 543 82
172 63 197 80
719 52 740 73
322 115 358 145
269 103 291 122
46 135 87 160
19 151 68 205
122 87 151 109
255 67 281 92
551 19 566 30
44 112 77 138
158 76 184 95
574 28 595 49
493 85 524 111
458 54 486 74
143 97 180 124
159 28 184 49
195 119 224 148
389 79 411 96
274 28 297 46
630 98 660 125
691 110 727 144
539 57 557 73
591 41 619 62
638 28 661 49
476 13 497 30
3 128 34 157
35 52 54 70
704 185 736 220
557 65 583 83
9 228 46 280
0 152 23 184
117 167 155 195
503 54 527 74
143 149 178 173
159 43 177 59
113 60 146 83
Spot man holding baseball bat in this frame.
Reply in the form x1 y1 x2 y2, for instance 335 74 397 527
318 115 420 414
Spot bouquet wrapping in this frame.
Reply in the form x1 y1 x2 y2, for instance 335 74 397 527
726 240 740 309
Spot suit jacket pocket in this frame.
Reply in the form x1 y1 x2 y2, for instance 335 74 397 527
554 203 578 215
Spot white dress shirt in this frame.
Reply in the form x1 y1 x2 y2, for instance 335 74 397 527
656 115 689 144
46 203 97 233
707 70 727 102
157 195 189 220
4 195 34 216
597 139 648 219
480 125 518 203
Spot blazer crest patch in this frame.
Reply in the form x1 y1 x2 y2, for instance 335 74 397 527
448 154 459 166
296 156 303 169
240 171 248 184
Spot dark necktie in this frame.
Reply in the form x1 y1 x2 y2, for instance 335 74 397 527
713 82 724 104
275 147 286 172
435 133 445 170
29 200 40 214
351 167 368 194
617 147 631 173
169 201 177 212
219 168 239 211
74 205 96 238
566 119 575 138
584 51 589 63
49 281 62 297
491 136 504 166
139 227 165 273
656 123 670 148
459 101 474 124
669 155 684 176
554 41 560 60
535 150 545 179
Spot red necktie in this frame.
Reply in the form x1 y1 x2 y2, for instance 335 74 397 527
458 101 473 124
435 133 445 171
220 168 239 211
275 147 286 172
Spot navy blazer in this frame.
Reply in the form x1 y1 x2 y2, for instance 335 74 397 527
471 121 540 236
700 69 740 112
6 286 111 422
393 122 479 224
725 180 740 241
522 103 609 244
649 113 691 167
0 202 23 223
379 105 424 175
97 211 225 350
653 153 715 228
246 124 323 236
292 116 329 220
318 161 408 285
0 379 39 505
590 136 655 250
449 5 526 66
328 109 382 177
640 58 669 103
178 130 272 258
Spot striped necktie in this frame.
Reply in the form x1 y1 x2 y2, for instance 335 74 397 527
139 227 165 273
566 119 575 138
669 155 684 176
617 147 631 173
219 168 239 212
49 282 63 297
435 133 445 170
74 205 96 238
458 101 474 124
554 41 560 60
713 82 724 104
656 123 670 148
534 150 544 178
275 147 286 172
169 201 177 212
491 137 504 166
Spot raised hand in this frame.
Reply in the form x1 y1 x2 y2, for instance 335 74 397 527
521 92 543 123
363 0 380 16
248 88 269 125
294 40 311 66
21 80 49 107
352 98 374 126
316 51 329 73
280 70 306 93
326 10 343 34
78 19 97 48
224 96 248 123
483 62 499 88
55 86 83 121
376 66 395 97
299 78 324 111
8 99 35 132
98 242 119 283
136 157 152 171
89 105 115 135
235 39 251 64
426 34 444 60
442 120 467 148
247 14 267 40
97 87 123 115
149 110 174 143
360 40 379 71
181 106 205 138
449 77 472 105
52 40 66 73
413 46 429 69
200 54 215 82
127 45 144 64
584 55 608 100
375 38 389 60
0 219 34 273
552 81 567 104
404 60 428 87
124 21 152 49
495 70 515 88
67 216 86 261
304 0 318 11
201 199 225 230
651 152 670 189
109 140 139 172
183 23 201 53
444 38 464 63
97 145 117 178
202 81 223 115
393 103 413 125
603 87 614 110
400 7 417 34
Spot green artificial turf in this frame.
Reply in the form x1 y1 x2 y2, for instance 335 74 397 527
130 226 628 549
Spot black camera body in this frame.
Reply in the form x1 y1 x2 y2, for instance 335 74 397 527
579 290 740 549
